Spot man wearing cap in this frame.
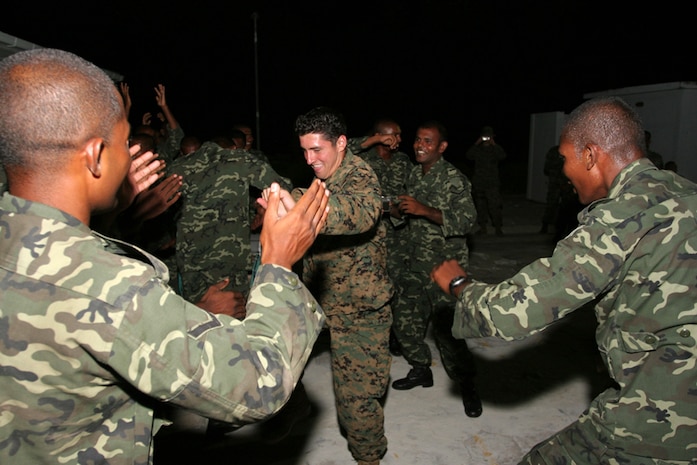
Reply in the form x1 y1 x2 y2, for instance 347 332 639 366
465 126 507 235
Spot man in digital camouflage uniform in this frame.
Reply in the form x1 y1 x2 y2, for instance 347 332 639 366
389 120 483 418
432 97 697 464
348 117 413 355
0 48 330 465
267 107 393 465
167 142 292 301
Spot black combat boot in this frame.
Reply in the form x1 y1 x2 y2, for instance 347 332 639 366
391 366 433 390
460 381 482 418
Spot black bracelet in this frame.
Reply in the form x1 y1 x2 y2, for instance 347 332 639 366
449 275 469 295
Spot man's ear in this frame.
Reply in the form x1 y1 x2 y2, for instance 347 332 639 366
84 138 104 178
438 140 449 154
584 144 600 170
336 135 347 151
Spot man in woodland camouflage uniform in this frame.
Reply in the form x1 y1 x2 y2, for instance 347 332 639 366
432 97 697 465
348 117 413 273
465 125 507 235
0 48 330 465
167 142 292 301
389 120 483 418
265 107 393 465
348 117 413 354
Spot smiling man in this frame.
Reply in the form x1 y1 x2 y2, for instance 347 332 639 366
263 106 393 465
431 97 697 464
388 120 481 418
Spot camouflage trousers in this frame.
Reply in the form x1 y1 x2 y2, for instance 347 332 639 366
472 185 503 228
521 421 697 465
326 305 392 463
176 268 250 302
392 254 476 381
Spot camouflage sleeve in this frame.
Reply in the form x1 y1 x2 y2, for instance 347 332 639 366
453 209 615 341
244 153 293 191
157 126 185 164
113 263 325 424
381 152 412 197
347 136 370 155
321 163 382 235
439 169 477 237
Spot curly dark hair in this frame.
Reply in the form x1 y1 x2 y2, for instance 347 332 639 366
294 106 347 144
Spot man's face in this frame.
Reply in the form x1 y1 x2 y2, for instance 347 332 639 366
558 138 604 205
413 127 445 169
299 133 346 180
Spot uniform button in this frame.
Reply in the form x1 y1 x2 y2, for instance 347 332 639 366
644 335 657 344
679 329 691 338
288 276 298 286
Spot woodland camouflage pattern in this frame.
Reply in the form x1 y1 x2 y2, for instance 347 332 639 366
391 156 477 372
167 141 291 299
455 159 697 463
0 192 325 465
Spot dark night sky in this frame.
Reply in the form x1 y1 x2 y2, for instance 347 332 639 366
1 1 694 179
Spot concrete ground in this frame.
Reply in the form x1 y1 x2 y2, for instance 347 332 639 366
154 194 612 465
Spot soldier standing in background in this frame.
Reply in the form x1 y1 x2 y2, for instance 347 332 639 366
465 125 507 235
432 97 697 464
348 117 414 355
389 120 482 418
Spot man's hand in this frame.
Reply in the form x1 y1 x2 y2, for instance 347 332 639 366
131 174 182 222
431 259 467 295
257 184 299 218
397 195 428 216
260 179 329 269
113 146 163 214
154 83 167 108
196 278 247 319
128 145 164 196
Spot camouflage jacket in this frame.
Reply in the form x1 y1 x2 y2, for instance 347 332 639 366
296 150 393 314
0 192 324 465
398 156 476 266
454 158 697 460
157 125 185 164
464 142 506 188
348 136 413 199
167 142 292 299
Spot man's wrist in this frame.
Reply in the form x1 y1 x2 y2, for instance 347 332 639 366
448 274 470 296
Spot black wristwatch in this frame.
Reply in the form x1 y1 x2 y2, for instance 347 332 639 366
449 275 469 295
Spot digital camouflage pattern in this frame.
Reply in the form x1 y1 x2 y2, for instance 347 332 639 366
295 150 392 463
167 141 292 300
465 141 506 229
297 150 392 315
391 156 477 374
0 192 325 465
348 136 413 280
455 159 697 463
